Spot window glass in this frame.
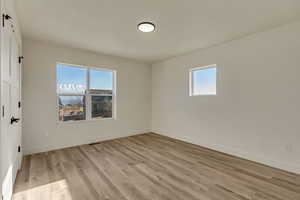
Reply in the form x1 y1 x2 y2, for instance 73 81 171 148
90 69 113 93
57 65 87 94
191 66 216 95
57 64 115 122
58 96 86 121
91 96 112 119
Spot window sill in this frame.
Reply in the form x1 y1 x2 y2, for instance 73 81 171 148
190 94 217 97
57 117 115 125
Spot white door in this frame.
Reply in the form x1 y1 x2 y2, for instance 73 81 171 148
1 18 22 200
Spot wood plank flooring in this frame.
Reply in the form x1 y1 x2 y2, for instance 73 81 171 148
13 133 300 200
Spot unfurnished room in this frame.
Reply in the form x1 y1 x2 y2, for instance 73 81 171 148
1 0 300 200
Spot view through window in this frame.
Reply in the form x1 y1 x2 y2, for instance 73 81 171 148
57 64 115 122
190 65 217 96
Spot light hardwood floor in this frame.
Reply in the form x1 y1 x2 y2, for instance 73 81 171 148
13 133 300 200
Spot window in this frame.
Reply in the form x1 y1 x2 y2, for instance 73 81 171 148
189 65 217 96
57 63 115 122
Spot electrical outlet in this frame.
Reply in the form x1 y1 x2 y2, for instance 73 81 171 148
45 131 49 137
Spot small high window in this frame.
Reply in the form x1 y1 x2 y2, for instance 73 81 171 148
56 63 116 122
189 65 217 96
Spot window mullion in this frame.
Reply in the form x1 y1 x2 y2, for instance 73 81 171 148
86 68 91 120
88 94 113 96
113 71 116 119
58 93 86 96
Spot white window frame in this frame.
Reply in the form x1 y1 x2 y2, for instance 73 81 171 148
189 64 217 96
56 62 117 123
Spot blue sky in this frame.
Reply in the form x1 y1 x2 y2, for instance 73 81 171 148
57 63 216 98
89 69 113 90
57 64 113 94
193 67 216 95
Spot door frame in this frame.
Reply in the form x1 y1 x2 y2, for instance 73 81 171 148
0 1 23 198
16 40 22 171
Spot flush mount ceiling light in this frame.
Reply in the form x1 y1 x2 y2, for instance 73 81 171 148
138 22 155 33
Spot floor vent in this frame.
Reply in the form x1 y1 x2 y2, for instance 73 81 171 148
88 142 101 146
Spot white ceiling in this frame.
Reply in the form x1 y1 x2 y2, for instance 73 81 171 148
16 0 300 62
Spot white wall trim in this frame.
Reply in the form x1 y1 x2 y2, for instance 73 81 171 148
153 130 300 175
23 131 149 155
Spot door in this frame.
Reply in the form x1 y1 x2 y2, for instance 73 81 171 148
1 17 22 200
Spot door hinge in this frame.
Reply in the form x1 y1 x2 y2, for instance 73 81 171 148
2 14 12 27
18 146 21 153
19 56 24 64
2 106 4 117
18 101 21 108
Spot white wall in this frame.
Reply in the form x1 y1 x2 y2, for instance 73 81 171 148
22 39 151 154
152 21 300 174
22 20 300 174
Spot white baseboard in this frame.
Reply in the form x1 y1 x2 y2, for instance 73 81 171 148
23 131 149 155
23 130 300 174
153 130 300 175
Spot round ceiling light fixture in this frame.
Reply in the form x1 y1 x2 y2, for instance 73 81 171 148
138 22 155 33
